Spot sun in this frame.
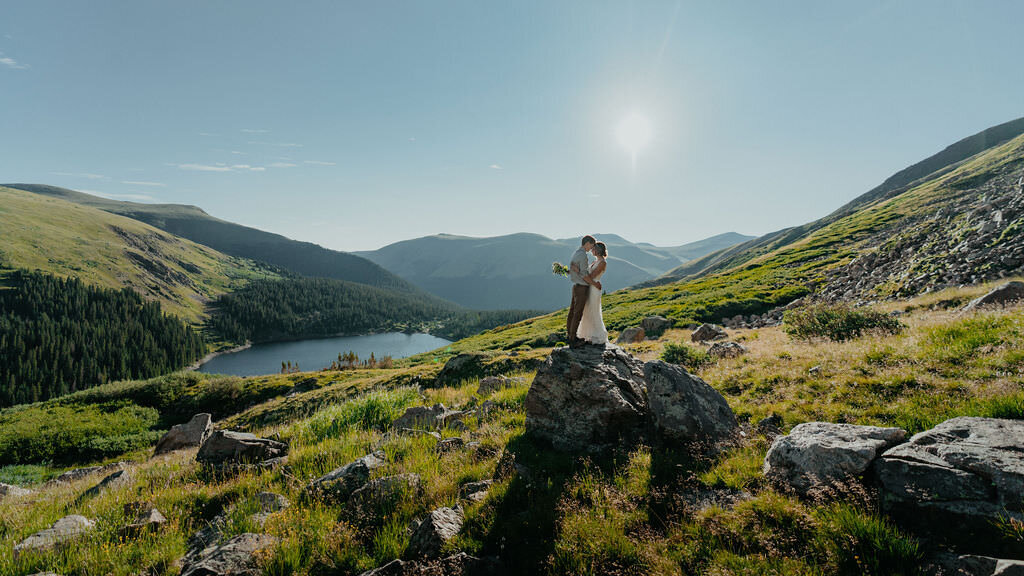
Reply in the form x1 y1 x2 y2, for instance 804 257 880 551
616 112 652 163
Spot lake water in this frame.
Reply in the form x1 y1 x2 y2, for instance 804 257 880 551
197 332 452 377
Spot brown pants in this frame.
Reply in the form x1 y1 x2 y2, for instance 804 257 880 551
566 284 590 343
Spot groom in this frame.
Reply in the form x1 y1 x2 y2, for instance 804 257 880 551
566 234 602 347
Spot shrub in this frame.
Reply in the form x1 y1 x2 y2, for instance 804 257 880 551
661 342 711 371
783 304 903 342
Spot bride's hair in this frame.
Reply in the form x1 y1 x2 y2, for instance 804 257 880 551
594 242 608 257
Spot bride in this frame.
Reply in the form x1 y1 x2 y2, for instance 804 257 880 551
577 241 609 344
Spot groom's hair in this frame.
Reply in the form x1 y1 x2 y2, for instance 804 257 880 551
581 235 596 246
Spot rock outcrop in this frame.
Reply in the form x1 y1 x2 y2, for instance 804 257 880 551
0 482 32 499
691 323 727 342
764 422 906 496
640 316 672 337
392 405 468 431
434 353 488 387
963 281 1024 311
644 361 737 449
119 505 166 537
154 413 213 455
180 533 278 576
307 451 387 503
615 326 645 344
524 344 648 453
406 506 465 559
707 341 747 359
83 469 132 498
14 515 95 557
196 430 288 466
875 417 1024 555
45 462 127 486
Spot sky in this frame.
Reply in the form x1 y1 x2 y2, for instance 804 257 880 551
2 1 1023 252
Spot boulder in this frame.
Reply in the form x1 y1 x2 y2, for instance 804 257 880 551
306 451 387 503
180 533 278 576
644 361 737 450
524 344 648 453
707 341 747 359
46 462 126 486
347 474 423 523
615 326 645 344
392 404 468 431
119 505 166 537
875 417 1024 555
458 480 493 503
763 422 906 496
0 482 32 499
406 506 465 559
927 554 1024 576
476 375 525 396
435 437 465 454
963 281 1024 311
434 353 488 387
196 430 288 465
13 515 95 557
154 413 213 455
640 316 673 337
83 468 132 498
691 323 728 342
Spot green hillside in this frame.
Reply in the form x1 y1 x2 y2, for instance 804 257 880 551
0 186 279 323
3 184 421 293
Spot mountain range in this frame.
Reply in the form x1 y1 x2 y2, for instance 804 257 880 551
356 231 753 310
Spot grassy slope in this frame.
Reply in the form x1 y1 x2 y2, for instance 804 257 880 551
0 186 279 323
2 282 1023 575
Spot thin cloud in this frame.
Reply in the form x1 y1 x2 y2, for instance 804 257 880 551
303 160 336 166
489 164 504 170
53 171 108 180
198 132 218 137
269 162 297 168
240 128 269 133
408 137 416 142
0 53 29 70
121 180 166 187
177 163 265 173
247 141 304 148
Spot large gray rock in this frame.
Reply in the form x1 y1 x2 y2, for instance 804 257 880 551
691 323 728 342
434 353 488 387
196 430 288 465
391 404 467 430
640 316 673 337
406 506 465 559
524 344 648 453
306 451 386 503
615 326 645 344
46 462 126 486
708 341 747 359
83 468 133 498
13 515 95 557
0 482 32 499
764 422 906 496
476 375 525 396
154 413 213 455
963 281 1024 311
180 533 277 576
119 505 167 537
875 417 1024 555
644 360 737 450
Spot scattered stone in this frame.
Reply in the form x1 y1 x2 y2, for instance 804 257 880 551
477 375 525 396
764 422 906 496
13 515 95 557
524 344 648 453
707 341 748 359
644 361 738 450
875 417 1024 556
406 506 465 559
347 474 423 522
478 400 498 420
434 353 489 388
196 430 288 466
119 505 167 537
927 553 1024 576
180 533 278 576
0 482 32 499
307 451 387 503
640 315 673 337
459 480 493 503
963 281 1024 311
492 451 517 481
46 462 127 486
83 468 133 498
392 404 468 431
615 326 646 344
808 365 822 376
154 413 213 455
435 437 465 454
756 414 784 438
691 323 728 342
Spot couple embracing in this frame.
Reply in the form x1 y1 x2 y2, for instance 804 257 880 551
566 234 609 347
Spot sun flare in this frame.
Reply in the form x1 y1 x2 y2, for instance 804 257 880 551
616 112 652 156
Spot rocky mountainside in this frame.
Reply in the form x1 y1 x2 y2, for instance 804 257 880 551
4 184 421 294
356 231 752 311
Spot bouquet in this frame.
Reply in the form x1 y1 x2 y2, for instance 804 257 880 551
552 262 569 277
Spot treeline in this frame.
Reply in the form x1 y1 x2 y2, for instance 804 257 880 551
0 270 206 407
207 278 540 344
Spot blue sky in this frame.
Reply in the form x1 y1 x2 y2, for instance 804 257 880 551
2 1 1023 251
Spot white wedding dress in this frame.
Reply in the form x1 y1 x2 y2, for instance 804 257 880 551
576 259 608 344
